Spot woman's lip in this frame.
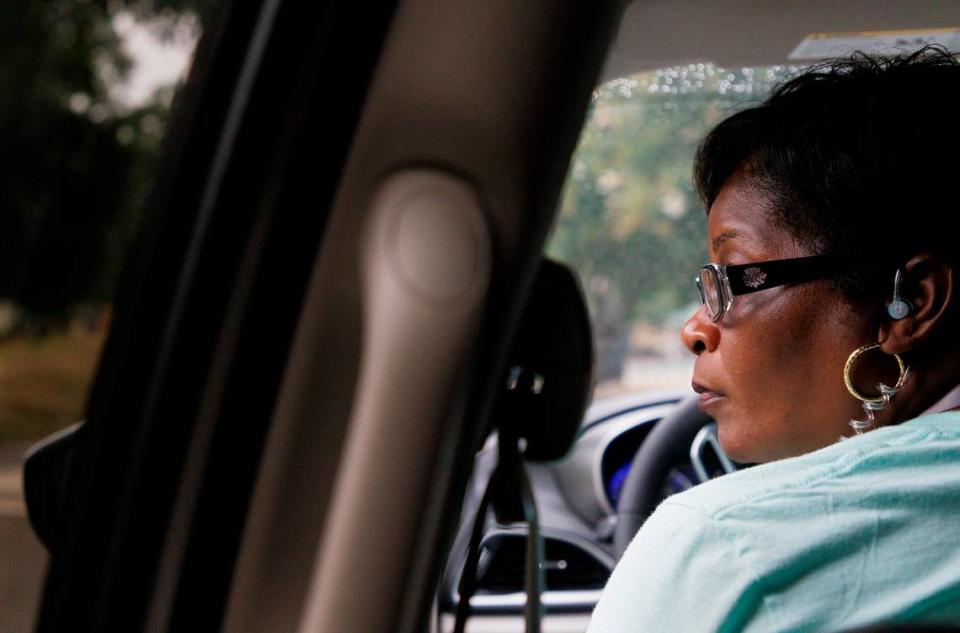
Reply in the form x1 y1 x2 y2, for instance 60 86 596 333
692 381 725 410
696 391 725 411
691 381 724 396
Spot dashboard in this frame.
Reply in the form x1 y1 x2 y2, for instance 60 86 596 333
439 389 737 631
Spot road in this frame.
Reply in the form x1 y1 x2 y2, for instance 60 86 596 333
0 442 47 633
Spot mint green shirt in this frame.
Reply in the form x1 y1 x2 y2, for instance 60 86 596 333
588 411 960 632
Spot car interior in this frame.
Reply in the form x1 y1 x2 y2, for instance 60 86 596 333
3 2 960 632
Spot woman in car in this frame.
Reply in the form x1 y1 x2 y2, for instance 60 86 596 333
588 47 960 632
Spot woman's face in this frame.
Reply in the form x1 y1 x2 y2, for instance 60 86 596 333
681 175 874 463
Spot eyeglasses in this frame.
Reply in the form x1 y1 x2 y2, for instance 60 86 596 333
695 254 846 321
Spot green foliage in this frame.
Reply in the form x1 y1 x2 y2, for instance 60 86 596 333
0 1 196 334
548 64 799 378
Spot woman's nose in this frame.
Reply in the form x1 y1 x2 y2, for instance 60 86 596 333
681 306 720 355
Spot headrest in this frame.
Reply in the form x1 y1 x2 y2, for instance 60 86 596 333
494 258 593 462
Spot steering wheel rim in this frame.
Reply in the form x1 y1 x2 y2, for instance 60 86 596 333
612 394 714 557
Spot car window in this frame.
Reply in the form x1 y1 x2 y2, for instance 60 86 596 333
547 64 801 401
0 4 199 631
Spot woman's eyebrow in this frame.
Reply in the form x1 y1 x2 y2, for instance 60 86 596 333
712 230 740 252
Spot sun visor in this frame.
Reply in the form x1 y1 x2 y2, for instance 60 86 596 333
789 28 960 61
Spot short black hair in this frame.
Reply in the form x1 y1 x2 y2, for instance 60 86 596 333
694 46 960 301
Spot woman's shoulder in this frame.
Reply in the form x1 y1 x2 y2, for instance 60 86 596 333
600 410 960 631
662 410 960 519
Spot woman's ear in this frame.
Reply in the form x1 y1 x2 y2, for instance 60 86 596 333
879 253 955 354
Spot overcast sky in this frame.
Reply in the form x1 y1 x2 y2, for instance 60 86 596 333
111 10 199 107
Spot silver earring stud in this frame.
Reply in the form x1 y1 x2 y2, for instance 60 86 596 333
887 268 913 320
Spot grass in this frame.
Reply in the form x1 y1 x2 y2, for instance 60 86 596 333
0 327 107 442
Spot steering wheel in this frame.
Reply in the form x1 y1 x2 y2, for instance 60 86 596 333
612 394 718 557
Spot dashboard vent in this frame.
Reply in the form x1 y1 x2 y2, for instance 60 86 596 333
476 534 610 593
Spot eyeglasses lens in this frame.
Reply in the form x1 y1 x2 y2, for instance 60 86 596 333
699 268 722 319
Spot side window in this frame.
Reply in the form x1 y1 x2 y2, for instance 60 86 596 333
0 4 199 631
548 65 799 399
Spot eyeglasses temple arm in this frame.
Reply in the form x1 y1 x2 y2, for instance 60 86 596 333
726 255 848 296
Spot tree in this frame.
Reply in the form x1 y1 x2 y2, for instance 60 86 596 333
0 1 197 335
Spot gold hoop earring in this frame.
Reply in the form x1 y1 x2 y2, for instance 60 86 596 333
843 343 909 435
